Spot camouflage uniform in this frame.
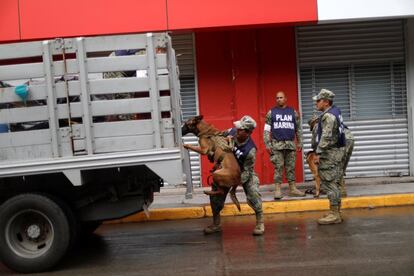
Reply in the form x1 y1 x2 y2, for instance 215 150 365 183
210 143 262 218
264 109 304 198
206 115 264 235
316 110 344 207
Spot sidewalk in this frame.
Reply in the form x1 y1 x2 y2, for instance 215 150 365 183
109 176 414 223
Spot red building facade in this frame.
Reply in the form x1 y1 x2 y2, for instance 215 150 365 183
196 28 303 184
2 1 412 185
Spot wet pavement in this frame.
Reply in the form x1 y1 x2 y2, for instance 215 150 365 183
1 206 414 275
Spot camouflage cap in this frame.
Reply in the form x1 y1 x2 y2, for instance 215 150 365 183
234 115 257 131
312 89 335 101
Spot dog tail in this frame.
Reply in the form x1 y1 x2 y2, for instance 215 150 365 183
229 186 241 212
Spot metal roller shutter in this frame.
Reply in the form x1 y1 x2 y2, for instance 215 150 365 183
171 33 201 186
297 20 409 179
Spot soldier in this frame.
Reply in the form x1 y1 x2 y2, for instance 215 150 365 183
308 116 354 197
264 91 305 199
204 115 265 236
312 89 345 225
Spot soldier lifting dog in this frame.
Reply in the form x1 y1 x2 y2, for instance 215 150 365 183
182 88 354 233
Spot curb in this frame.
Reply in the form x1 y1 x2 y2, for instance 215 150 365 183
106 193 414 224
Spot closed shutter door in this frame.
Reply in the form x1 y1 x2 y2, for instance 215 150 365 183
297 20 409 179
172 33 201 186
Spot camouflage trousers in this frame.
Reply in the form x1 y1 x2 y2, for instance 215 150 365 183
210 175 263 216
318 148 344 207
270 149 296 184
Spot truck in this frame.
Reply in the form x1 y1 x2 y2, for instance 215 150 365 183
0 33 191 273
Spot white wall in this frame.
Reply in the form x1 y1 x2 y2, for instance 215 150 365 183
318 0 414 23
406 19 414 176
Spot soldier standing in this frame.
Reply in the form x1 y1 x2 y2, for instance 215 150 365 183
313 89 345 225
264 91 305 199
308 116 354 198
204 116 265 236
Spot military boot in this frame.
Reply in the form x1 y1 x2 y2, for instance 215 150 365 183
203 214 222 234
317 205 342 225
274 183 283 200
339 178 347 197
288 182 306 197
253 212 265 236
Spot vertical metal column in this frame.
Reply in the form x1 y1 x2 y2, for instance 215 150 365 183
146 33 163 149
166 35 183 147
405 19 414 176
42 41 60 158
166 34 193 198
76 37 94 154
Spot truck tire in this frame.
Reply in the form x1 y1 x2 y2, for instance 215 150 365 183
0 194 71 273
47 195 80 252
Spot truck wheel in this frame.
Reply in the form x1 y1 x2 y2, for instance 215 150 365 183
47 195 80 252
0 194 70 273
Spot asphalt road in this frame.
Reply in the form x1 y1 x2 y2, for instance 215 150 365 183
1 206 414 276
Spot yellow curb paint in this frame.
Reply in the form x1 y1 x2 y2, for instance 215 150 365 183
204 204 255 217
342 194 414 209
106 193 414 224
264 199 330 213
106 207 205 224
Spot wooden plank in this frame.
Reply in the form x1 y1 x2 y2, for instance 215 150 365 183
85 54 167 73
94 135 155 153
83 34 147 53
87 75 170 95
0 144 52 161
0 106 48 123
87 55 148 73
87 96 171 116
0 63 44 81
1 96 172 123
0 82 82 104
93 120 154 138
0 129 51 148
89 77 150 94
0 41 43 59
0 85 46 103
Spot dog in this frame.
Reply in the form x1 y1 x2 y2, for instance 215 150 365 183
306 151 322 198
181 115 241 211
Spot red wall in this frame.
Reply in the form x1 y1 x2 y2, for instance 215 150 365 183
0 0 317 42
19 0 168 40
168 0 317 30
195 27 304 186
0 0 20 42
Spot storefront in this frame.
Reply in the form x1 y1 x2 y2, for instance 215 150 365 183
1 0 414 186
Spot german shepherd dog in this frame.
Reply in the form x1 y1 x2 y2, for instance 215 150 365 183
306 151 321 198
181 115 241 211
